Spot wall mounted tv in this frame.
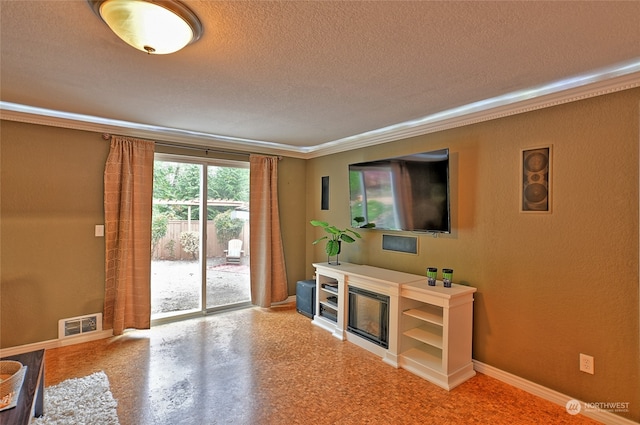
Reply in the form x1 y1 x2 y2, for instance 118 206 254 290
348 148 450 233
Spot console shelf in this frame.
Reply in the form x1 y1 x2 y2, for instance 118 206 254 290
403 326 443 349
312 262 477 390
312 268 347 339
403 307 443 326
399 280 477 390
401 347 443 372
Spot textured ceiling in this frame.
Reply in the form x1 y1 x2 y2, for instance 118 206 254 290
1 1 640 156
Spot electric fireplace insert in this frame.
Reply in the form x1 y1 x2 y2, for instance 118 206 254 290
347 286 389 348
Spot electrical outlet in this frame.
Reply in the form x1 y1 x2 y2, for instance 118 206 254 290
580 353 594 374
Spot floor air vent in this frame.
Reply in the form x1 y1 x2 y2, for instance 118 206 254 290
58 313 103 339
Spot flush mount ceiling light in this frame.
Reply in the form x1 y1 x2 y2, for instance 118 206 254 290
88 0 203 54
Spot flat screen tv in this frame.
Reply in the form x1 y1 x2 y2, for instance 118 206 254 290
348 148 450 233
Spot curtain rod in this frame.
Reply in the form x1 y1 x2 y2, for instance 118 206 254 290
101 133 282 160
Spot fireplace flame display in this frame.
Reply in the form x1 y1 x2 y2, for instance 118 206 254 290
347 287 389 348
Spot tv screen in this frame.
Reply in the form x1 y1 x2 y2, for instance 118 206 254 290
348 148 450 233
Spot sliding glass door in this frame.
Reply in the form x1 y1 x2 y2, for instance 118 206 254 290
151 155 251 322
205 165 251 309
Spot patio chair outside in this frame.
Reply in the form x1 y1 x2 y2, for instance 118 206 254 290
224 239 244 264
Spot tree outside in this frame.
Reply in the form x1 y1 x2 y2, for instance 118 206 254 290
152 161 249 261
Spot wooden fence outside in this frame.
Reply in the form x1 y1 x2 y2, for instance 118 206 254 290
152 220 250 261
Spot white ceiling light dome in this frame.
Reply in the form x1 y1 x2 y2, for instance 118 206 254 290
88 0 203 55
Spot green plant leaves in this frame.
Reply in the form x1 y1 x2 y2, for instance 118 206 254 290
310 219 362 258
340 234 355 243
310 220 328 228
326 239 341 256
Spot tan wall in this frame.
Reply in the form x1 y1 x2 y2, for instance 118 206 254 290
1 122 110 347
306 88 640 420
1 123 308 347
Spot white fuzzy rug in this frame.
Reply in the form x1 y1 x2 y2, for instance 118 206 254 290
32 371 119 425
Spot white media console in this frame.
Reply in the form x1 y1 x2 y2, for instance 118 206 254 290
312 262 477 390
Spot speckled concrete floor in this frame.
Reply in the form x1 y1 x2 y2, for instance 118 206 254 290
43 302 600 424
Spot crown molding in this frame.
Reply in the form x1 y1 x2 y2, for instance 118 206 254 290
2 61 639 160
305 66 640 158
0 105 313 159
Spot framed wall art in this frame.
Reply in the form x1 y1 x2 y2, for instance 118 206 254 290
520 146 552 213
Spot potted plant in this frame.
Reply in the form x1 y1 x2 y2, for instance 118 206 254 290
310 220 362 265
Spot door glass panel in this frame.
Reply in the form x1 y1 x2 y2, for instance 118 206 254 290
151 160 202 319
206 166 251 309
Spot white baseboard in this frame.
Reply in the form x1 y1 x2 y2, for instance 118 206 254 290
0 329 113 358
473 360 639 425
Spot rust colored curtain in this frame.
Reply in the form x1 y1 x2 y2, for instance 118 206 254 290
249 154 288 307
103 136 155 335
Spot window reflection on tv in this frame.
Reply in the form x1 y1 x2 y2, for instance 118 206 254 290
349 149 450 233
